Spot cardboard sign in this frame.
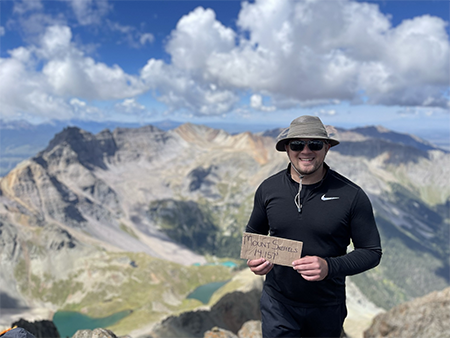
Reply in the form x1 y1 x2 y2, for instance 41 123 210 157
240 232 303 267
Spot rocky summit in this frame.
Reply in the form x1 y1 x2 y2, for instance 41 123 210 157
0 122 449 338
364 286 450 338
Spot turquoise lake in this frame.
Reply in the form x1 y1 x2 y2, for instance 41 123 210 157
53 280 230 337
53 310 132 338
187 280 230 304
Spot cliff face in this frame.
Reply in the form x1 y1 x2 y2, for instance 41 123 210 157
364 287 450 338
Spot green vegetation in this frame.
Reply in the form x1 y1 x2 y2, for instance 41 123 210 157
147 196 251 259
14 259 84 306
119 223 139 239
14 248 236 336
352 185 450 310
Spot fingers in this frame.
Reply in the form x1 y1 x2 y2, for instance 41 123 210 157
247 258 274 275
292 256 328 281
246 256 327 280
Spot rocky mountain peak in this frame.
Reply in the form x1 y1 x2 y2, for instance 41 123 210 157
348 125 441 152
44 127 92 151
174 123 231 146
38 127 117 170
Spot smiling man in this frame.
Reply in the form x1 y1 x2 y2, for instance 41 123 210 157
245 115 382 338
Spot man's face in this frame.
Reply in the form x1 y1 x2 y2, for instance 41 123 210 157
286 139 331 177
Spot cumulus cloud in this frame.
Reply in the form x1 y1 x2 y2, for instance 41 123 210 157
1 0 448 121
40 26 145 100
141 59 238 115
141 7 239 115
0 46 73 120
0 26 5 36
148 0 449 114
114 98 147 115
166 7 236 70
0 25 146 120
250 94 276 112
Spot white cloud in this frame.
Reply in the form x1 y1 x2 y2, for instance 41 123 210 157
69 0 111 26
0 27 5 36
140 7 241 116
141 59 238 116
2 0 449 122
0 25 147 120
13 0 43 15
166 7 236 70
38 26 145 100
115 98 146 114
0 49 73 120
140 33 154 46
107 20 154 48
315 109 337 116
147 0 449 115
69 98 104 120
250 94 276 112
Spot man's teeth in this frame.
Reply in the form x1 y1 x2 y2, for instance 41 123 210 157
300 158 313 161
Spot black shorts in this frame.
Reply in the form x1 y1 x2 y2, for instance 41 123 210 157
260 289 347 338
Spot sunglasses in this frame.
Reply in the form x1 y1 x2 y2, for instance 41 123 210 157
289 140 326 152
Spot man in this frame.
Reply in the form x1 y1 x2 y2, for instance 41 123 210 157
246 115 382 338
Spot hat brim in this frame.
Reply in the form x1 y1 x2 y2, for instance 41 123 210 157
276 137 340 152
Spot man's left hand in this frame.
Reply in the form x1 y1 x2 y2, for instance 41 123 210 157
292 256 328 281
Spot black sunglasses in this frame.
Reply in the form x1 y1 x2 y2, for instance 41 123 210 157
289 140 326 152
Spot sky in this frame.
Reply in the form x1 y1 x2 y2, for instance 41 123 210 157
0 0 449 139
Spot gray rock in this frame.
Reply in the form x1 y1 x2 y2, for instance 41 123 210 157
71 328 117 338
364 287 450 338
150 289 261 338
11 319 60 338
237 320 262 338
204 327 238 338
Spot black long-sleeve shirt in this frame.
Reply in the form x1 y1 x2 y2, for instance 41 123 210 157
246 163 382 307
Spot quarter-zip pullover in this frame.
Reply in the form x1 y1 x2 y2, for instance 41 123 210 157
246 163 382 306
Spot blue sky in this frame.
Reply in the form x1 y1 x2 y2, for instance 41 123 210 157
0 0 449 139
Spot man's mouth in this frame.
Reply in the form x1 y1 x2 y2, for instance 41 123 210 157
300 158 314 162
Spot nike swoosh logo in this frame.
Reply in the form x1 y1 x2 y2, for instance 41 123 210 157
321 194 339 201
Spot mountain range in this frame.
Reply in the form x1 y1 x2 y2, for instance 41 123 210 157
0 121 448 337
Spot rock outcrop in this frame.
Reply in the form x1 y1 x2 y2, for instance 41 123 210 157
148 270 263 338
203 319 349 338
71 328 118 338
11 319 60 338
150 289 261 338
364 287 450 338
236 320 262 338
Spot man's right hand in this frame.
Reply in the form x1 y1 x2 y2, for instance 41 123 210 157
247 258 274 275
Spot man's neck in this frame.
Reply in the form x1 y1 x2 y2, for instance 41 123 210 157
290 164 326 185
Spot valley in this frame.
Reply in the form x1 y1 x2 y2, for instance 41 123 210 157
0 122 448 337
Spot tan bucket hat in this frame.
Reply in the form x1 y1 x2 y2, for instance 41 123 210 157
275 115 340 151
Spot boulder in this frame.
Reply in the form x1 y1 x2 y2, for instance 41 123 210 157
204 327 238 338
364 287 450 338
11 319 60 338
71 328 117 338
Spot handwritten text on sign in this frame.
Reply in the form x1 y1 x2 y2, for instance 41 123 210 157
240 232 303 267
